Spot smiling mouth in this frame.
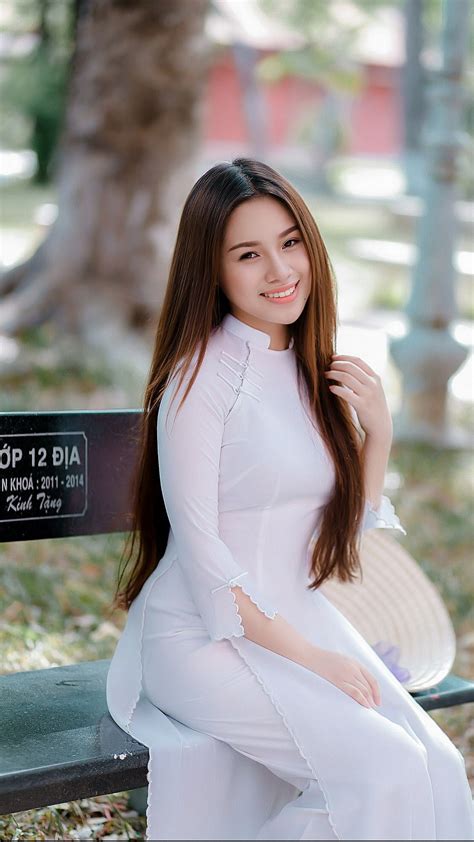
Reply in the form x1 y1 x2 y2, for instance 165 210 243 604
260 280 300 299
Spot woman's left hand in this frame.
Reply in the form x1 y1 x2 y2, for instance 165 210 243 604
324 354 393 441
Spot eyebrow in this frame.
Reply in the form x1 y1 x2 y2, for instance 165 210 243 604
227 224 300 252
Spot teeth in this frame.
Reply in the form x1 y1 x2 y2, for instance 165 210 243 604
263 284 296 299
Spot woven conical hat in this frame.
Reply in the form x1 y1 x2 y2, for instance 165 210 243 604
319 529 456 692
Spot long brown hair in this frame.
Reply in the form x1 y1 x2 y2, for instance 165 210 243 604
112 158 366 612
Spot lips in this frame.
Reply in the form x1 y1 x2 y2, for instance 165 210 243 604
260 280 300 296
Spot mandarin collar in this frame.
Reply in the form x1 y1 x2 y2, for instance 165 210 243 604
221 313 295 351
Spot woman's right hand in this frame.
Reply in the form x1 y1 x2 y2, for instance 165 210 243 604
311 647 381 709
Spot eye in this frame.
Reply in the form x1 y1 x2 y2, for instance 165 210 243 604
239 251 259 261
283 238 300 248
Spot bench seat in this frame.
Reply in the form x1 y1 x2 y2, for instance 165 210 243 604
0 660 147 814
1 659 473 815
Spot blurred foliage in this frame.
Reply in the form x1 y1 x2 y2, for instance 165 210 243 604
256 0 403 90
0 0 75 182
0 792 147 840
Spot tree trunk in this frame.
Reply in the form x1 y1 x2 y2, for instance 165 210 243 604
0 0 211 340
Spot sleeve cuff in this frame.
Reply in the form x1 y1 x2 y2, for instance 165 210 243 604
360 494 407 536
209 571 278 641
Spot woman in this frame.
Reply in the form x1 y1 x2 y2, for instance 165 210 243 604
106 158 473 840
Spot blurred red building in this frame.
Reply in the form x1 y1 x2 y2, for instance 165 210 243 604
203 0 404 161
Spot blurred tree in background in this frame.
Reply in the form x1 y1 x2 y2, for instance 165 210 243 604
0 0 211 352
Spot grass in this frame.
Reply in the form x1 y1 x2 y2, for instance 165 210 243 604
0 794 147 840
0 177 473 839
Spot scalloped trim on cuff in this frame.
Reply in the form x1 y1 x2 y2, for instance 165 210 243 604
362 494 407 535
210 571 277 640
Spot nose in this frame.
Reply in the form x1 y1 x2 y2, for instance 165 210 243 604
264 251 294 285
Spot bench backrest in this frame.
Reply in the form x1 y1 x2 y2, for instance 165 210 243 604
0 411 142 542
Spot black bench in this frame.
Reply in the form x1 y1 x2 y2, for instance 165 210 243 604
1 410 473 816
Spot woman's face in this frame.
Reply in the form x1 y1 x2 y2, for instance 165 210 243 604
219 196 311 348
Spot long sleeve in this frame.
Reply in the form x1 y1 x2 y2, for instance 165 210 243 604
157 360 278 642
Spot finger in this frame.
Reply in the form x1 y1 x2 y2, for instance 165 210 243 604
343 682 373 708
327 385 360 407
344 674 373 702
351 674 375 704
324 369 366 392
360 668 380 706
360 666 381 705
327 361 375 389
331 355 378 379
